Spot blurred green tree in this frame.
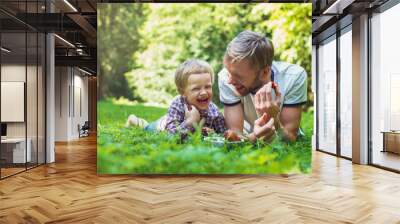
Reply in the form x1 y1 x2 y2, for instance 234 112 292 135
97 3 148 100
247 4 313 107
126 3 254 105
100 3 312 107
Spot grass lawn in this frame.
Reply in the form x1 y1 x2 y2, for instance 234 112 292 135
97 101 313 174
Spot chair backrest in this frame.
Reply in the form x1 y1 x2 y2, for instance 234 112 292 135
82 121 90 129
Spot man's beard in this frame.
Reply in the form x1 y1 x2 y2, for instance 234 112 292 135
233 85 250 96
248 72 266 95
232 70 267 96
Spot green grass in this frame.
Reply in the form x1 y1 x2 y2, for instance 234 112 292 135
97 101 312 174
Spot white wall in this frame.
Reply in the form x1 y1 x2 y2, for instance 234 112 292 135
55 67 89 141
55 66 69 141
72 73 89 138
0 65 41 139
1 63 46 164
1 65 26 139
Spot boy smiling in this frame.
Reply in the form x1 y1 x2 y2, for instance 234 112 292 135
126 59 226 136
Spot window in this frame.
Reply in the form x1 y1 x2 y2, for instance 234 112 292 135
339 28 352 158
371 3 400 171
0 1 46 179
317 36 337 154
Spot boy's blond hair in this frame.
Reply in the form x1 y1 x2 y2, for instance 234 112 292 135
175 59 214 95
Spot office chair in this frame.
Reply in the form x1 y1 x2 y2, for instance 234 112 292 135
79 121 90 138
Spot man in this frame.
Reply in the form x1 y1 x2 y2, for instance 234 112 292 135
218 30 307 142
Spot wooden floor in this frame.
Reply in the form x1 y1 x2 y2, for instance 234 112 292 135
1 136 400 223
1 163 45 178
1 167 26 178
373 150 400 171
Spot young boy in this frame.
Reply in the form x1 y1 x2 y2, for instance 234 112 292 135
126 59 226 137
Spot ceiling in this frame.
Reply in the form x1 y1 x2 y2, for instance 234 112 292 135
1 0 316 75
1 0 97 75
312 0 390 43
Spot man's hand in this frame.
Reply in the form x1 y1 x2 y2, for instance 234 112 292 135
254 82 281 121
254 82 282 130
248 113 276 142
280 106 302 142
184 104 200 126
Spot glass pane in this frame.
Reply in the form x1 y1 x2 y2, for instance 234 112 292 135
38 33 45 165
371 4 400 171
26 0 38 169
340 29 352 158
1 31 27 177
27 31 38 169
317 37 337 154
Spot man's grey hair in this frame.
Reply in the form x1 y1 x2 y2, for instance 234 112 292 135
225 30 274 71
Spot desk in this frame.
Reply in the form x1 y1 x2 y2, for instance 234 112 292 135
381 131 400 154
1 138 31 163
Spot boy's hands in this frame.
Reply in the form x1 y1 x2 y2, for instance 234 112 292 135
202 127 215 136
184 104 201 126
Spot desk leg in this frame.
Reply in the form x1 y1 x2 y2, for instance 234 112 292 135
382 133 386 153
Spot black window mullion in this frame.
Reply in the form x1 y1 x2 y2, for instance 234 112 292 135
0 20 2 180
367 10 373 165
36 0 39 168
336 27 341 157
25 0 28 171
316 44 319 151
44 0 48 165
44 31 47 164
73 68 75 118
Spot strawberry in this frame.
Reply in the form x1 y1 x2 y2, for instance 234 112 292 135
271 82 278 90
259 113 271 125
224 130 241 142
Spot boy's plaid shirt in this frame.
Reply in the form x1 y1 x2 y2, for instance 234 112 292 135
165 96 226 135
